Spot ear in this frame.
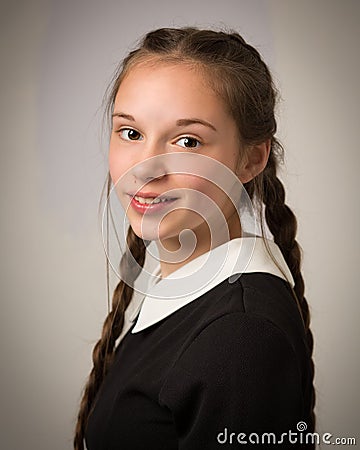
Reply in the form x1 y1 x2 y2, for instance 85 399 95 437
236 140 271 184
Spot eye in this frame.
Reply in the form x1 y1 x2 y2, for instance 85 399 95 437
119 128 143 141
175 136 202 149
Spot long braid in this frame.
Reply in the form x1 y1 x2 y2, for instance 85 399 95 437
252 145 316 438
74 224 146 450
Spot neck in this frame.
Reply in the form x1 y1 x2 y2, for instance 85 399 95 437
156 210 241 278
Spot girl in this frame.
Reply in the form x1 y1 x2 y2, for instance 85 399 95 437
74 27 316 449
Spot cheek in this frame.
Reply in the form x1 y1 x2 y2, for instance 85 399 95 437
184 175 225 202
180 175 227 215
108 144 131 186
177 175 211 199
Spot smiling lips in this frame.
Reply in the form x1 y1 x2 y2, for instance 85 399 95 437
127 191 179 214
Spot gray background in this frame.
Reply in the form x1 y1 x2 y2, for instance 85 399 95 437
1 0 359 448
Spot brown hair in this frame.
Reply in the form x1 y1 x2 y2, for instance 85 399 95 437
74 27 315 449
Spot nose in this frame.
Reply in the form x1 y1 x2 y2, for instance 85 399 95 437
131 142 168 183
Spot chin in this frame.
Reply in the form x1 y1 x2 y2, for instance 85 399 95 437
129 221 160 242
130 219 183 243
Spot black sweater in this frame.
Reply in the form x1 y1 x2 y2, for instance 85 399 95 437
85 272 314 449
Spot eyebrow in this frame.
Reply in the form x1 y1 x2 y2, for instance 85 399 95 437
112 112 135 121
176 118 217 132
112 112 217 132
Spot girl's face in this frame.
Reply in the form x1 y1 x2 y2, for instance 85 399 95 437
109 62 243 251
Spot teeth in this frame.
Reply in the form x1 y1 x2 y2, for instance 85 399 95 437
134 195 171 205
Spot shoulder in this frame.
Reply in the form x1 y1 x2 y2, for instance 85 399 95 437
159 307 307 437
158 274 312 435
189 272 306 358
169 309 300 380
161 271 307 386
159 272 309 396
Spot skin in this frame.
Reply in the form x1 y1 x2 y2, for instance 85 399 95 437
109 62 270 278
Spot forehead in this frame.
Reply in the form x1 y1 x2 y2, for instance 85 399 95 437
113 62 229 121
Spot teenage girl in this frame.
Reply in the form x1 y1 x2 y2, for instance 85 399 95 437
74 27 316 449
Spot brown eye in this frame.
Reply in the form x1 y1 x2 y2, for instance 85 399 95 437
176 136 201 149
119 128 143 141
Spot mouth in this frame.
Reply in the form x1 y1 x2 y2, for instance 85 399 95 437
126 192 179 214
131 194 178 205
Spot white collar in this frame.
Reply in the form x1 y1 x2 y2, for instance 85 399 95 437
130 236 294 333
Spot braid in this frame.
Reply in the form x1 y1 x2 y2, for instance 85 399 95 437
74 225 146 450
250 143 316 437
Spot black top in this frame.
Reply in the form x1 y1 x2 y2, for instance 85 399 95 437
85 273 313 449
